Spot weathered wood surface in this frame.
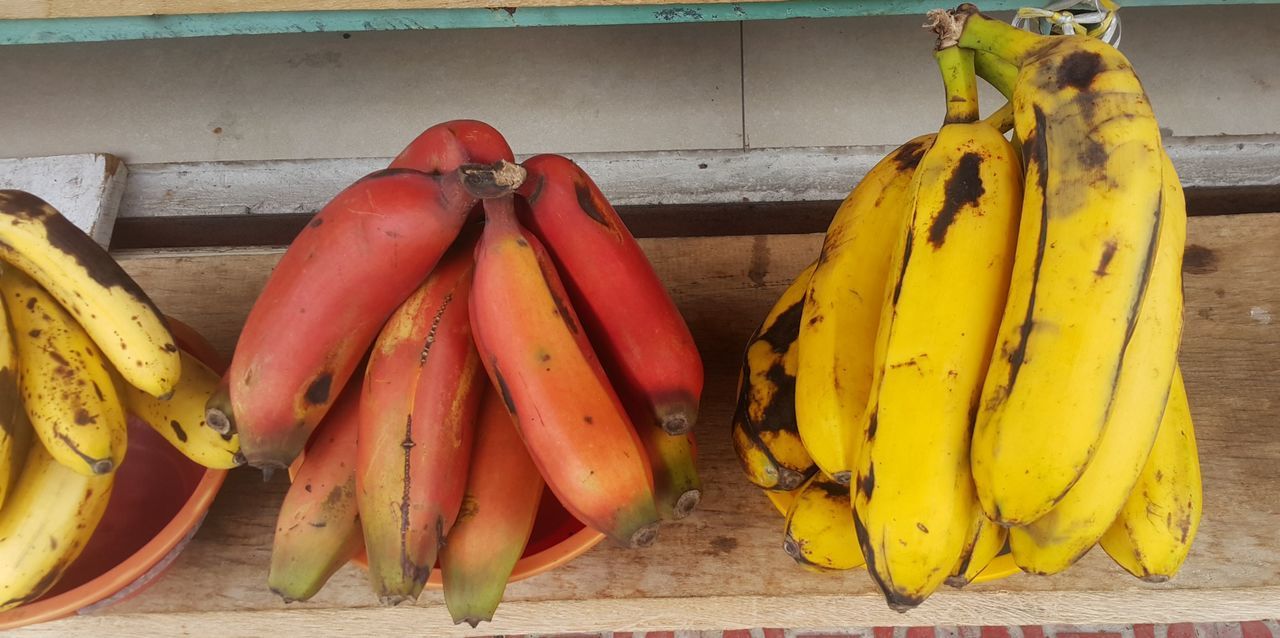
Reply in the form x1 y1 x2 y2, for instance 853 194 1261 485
120 135 1280 220
0 0 772 20
0 153 126 247
13 213 1280 636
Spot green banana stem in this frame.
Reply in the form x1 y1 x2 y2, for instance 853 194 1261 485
974 50 1016 99
937 46 979 124
954 3 1045 65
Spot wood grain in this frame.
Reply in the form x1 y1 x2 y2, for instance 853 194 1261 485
11 213 1280 635
1 0 771 20
0 153 126 247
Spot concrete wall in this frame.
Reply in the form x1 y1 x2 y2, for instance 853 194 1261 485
0 4 1276 164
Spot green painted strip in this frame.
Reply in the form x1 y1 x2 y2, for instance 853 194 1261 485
1 0 1276 46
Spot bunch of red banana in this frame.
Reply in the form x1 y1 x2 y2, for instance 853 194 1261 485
229 121 703 624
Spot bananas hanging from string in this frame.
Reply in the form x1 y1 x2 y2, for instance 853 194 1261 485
731 3 1198 610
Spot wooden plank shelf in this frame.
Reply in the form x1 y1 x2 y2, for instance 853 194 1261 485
10 211 1279 636
4 0 1279 46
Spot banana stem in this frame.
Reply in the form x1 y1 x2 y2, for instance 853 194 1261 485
937 46 979 124
954 3 1045 65
460 160 527 200
974 50 1016 99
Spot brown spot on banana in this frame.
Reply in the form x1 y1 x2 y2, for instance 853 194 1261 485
1095 240 1118 277
1056 50 1104 91
492 365 518 417
894 139 930 171
929 153 985 249
858 463 876 499
170 420 188 442
304 373 332 406
891 231 914 306
574 181 611 227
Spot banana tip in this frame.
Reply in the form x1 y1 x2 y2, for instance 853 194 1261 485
1142 574 1171 584
660 414 692 435
944 575 970 589
832 470 852 486
629 522 660 549
455 617 488 628
672 490 702 519
379 594 414 607
205 408 235 435
91 459 115 475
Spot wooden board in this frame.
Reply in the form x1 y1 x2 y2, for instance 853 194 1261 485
11 213 1280 635
0 154 126 247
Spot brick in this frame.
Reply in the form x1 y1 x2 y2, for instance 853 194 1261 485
983 627 1012 638
764 630 787 638
1168 623 1198 638
723 631 753 638
873 628 895 638
1022 626 1047 638
907 628 937 638
644 633 675 638
1135 625 1157 638
1054 632 1123 638
1242 621 1275 638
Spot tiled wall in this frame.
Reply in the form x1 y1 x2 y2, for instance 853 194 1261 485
0 5 1277 164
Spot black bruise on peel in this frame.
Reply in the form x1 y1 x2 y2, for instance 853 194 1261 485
1057 50 1104 91
894 139 930 171
304 373 332 406
0 191 168 322
170 420 188 443
1095 241 1118 277
754 301 803 434
858 463 876 499
891 232 914 306
493 365 517 416
574 181 611 227
929 153 985 249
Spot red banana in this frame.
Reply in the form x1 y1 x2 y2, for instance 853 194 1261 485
357 232 484 605
470 194 659 548
440 385 544 628
517 154 703 435
218 121 512 473
267 377 363 603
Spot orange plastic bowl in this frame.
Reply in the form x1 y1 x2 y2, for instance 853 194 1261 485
289 455 605 588
0 318 229 631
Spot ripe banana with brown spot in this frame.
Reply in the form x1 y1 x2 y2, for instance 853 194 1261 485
783 473 864 572
947 507 1008 588
3 268 127 476
853 45 1021 611
0 191 178 398
0 291 25 511
121 349 245 470
956 6 1169 526
796 132 934 486
1009 152 1185 575
1101 367 1201 582
0 439 114 611
731 261 817 492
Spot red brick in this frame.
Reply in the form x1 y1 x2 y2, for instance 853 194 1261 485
907 628 936 638
983 627 1012 638
1168 623 1198 638
764 630 787 638
793 633 865 638
1054 632 1122 638
875 628 896 638
611 634 634 638
722 631 752 638
643 633 674 638
1242 621 1274 638
1135 625 1156 638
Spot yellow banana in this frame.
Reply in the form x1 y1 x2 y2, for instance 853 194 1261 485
796 133 935 485
956 8 1169 526
0 292 25 510
121 349 244 470
947 507 1009 588
0 191 179 398
765 485 801 517
731 261 818 491
1009 152 1185 574
784 473 865 571
3 268 127 476
0 439 115 611
853 46 1021 611
1101 367 1201 582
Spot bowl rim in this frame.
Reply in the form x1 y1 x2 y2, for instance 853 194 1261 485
0 466 228 631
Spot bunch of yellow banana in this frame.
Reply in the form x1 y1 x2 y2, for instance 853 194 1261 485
0 190 241 613
732 4 1201 610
